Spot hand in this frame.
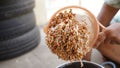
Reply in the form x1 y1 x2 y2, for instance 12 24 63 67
94 23 120 47
104 23 120 44
94 23 120 64
97 42 120 64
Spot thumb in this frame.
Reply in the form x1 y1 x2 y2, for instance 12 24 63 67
93 32 106 48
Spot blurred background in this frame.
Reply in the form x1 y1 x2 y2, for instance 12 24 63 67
34 0 104 26
0 0 106 68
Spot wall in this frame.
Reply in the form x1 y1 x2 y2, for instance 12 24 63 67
34 0 47 25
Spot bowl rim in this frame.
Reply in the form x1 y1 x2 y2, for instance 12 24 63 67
56 60 104 68
46 5 99 49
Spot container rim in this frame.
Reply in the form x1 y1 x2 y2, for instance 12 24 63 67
56 60 104 68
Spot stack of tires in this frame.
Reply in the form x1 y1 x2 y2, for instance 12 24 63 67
0 0 40 60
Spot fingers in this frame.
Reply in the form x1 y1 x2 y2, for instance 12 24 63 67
113 30 120 44
93 32 106 48
104 30 111 45
104 28 120 44
111 35 120 44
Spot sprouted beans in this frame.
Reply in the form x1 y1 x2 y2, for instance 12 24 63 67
80 59 84 67
45 9 90 64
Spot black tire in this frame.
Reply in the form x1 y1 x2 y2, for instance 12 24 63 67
0 11 36 41
0 0 32 6
0 0 35 20
0 26 40 60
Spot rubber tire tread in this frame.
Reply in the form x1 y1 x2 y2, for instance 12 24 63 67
0 11 36 41
0 0 35 20
0 26 40 60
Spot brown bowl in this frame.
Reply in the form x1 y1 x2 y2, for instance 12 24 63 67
44 6 99 50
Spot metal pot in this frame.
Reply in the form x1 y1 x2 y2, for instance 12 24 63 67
57 61 116 68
